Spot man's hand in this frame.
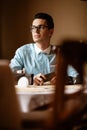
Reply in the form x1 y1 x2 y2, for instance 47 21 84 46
50 76 56 85
33 73 56 86
33 73 46 86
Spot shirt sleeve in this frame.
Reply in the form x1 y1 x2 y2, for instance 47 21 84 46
9 47 24 72
67 65 79 77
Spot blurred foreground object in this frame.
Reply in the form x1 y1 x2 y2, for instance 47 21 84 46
59 39 87 78
0 60 21 130
54 39 87 129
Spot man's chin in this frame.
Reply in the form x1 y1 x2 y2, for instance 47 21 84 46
33 39 40 43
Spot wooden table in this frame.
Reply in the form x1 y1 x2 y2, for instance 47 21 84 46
15 84 85 113
15 84 87 129
15 85 55 113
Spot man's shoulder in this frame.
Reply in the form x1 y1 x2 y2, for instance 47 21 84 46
17 43 35 51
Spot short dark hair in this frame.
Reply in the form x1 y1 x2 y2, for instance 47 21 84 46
34 12 54 29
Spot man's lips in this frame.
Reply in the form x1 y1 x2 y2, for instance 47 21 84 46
33 34 40 38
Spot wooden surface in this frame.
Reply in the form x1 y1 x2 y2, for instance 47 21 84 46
15 84 55 93
15 85 54 113
15 84 84 113
15 84 83 94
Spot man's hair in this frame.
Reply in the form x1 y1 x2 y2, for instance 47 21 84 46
34 12 54 29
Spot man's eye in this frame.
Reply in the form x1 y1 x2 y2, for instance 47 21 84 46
39 25 44 29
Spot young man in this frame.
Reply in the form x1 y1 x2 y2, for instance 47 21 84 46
10 12 57 85
9 12 78 85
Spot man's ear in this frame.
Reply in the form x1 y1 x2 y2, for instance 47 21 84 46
49 29 54 37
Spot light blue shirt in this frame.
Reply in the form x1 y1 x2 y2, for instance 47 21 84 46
10 43 57 75
67 65 78 77
9 43 78 77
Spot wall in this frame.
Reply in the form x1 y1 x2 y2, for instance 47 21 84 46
1 0 87 60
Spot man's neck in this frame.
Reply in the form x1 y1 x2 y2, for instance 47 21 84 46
36 42 50 50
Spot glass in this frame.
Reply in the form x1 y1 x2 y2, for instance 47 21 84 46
30 24 48 32
13 71 34 85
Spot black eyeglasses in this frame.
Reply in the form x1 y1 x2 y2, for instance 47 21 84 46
30 24 48 32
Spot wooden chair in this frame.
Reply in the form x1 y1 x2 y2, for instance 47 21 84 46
0 60 22 130
53 39 87 130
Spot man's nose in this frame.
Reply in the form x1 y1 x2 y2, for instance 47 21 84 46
34 27 40 32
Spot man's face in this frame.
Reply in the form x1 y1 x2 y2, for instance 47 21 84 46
31 18 54 43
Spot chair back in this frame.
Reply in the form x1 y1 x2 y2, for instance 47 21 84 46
53 40 87 129
0 60 21 130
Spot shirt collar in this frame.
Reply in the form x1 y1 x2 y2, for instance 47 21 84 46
34 44 51 54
